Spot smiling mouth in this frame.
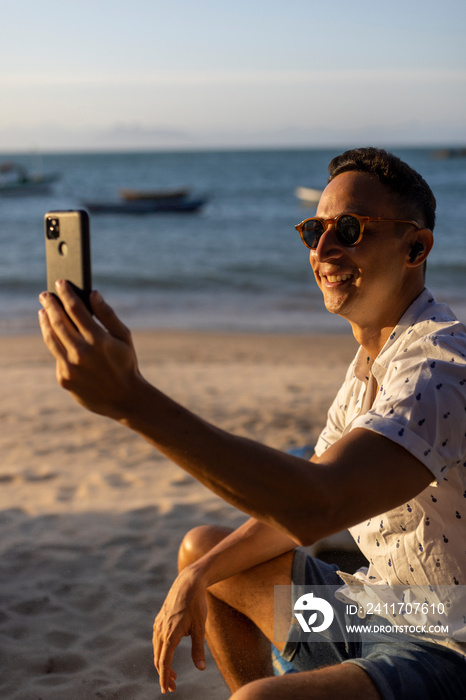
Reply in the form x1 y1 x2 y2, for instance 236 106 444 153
324 273 352 283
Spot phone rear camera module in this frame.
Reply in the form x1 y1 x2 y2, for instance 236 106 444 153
46 217 60 240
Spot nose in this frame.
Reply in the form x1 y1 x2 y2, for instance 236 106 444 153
311 223 345 262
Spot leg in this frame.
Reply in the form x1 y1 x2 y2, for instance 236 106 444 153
229 662 381 699
178 525 294 692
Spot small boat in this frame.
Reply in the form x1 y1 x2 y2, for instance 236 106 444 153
294 186 323 204
82 196 208 215
119 187 191 201
432 148 466 159
0 161 61 196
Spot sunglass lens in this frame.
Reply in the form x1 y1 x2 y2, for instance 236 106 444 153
301 219 324 249
336 215 361 245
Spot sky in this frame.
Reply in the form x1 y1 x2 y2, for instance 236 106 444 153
1 0 466 152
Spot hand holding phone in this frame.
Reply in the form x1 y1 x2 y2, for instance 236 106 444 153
44 210 92 312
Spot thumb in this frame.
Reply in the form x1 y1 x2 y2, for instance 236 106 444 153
91 291 131 342
191 628 206 670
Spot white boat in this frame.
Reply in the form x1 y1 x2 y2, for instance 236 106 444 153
0 161 61 197
294 186 323 204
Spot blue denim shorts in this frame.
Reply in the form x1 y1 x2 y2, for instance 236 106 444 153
280 549 466 700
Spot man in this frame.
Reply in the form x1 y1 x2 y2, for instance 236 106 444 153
39 148 466 699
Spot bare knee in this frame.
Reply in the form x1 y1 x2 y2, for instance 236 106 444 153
177 524 234 572
229 676 276 700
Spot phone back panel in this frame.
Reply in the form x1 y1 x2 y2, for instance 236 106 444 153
45 210 91 294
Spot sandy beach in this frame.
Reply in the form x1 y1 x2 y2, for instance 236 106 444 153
0 328 357 699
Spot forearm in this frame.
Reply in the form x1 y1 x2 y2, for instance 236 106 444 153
119 375 327 543
186 517 297 589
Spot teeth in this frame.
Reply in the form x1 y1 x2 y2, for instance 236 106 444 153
326 274 352 283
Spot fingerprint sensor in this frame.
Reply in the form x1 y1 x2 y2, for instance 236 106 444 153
58 241 68 256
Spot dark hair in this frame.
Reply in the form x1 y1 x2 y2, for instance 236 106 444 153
328 147 436 231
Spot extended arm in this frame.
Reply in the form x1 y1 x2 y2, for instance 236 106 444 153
39 284 433 545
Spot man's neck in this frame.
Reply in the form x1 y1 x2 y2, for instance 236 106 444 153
352 324 395 361
349 285 425 361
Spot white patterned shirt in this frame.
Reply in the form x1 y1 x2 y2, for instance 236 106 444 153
315 288 466 654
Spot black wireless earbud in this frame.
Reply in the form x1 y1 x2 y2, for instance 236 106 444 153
409 242 424 263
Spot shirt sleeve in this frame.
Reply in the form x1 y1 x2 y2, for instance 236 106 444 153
351 336 466 483
315 365 355 456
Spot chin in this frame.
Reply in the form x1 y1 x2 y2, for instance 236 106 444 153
323 293 351 317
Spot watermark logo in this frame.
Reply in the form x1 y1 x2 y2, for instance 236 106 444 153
275 584 463 645
294 592 334 633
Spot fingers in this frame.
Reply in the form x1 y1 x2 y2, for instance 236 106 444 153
153 629 178 694
39 282 141 416
153 621 206 694
191 625 206 671
159 645 178 694
40 283 130 351
90 290 132 343
38 310 71 384
38 293 80 359
38 308 67 380
39 282 97 348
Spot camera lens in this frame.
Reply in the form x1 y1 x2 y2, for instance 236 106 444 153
46 217 59 239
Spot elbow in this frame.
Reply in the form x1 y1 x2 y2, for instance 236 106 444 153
279 507 334 548
267 458 343 547
279 481 343 547
293 531 317 548
291 522 323 548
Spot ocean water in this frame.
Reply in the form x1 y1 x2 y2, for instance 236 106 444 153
1 148 465 335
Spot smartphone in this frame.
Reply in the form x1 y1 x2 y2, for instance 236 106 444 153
44 210 92 312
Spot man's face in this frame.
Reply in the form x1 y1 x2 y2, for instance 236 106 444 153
310 171 414 328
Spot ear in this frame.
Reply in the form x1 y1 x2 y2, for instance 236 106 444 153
407 228 433 267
